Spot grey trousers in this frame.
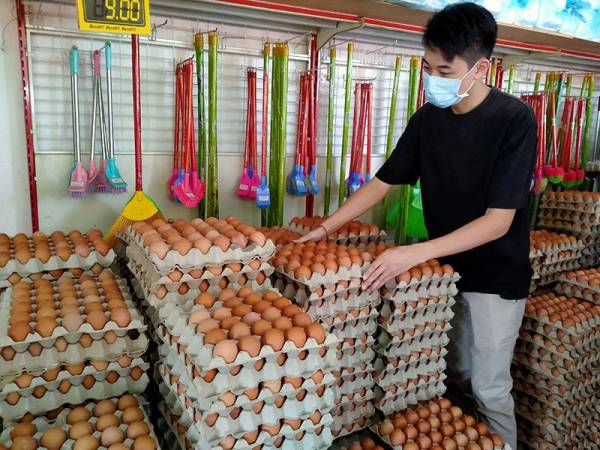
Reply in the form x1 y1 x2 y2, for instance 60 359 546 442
447 292 525 450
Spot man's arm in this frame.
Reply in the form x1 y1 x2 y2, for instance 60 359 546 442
295 177 393 242
361 208 515 292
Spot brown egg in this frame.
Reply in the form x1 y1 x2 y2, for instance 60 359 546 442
286 327 307 348
9 321 32 341
273 316 293 331
204 328 227 345
133 436 156 450
117 394 138 410
41 427 67 450
10 436 37 450
126 421 150 439
489 434 504 447
251 319 272 336
10 422 37 439
86 310 107 330
122 406 144 424
14 373 33 388
212 236 230 251
110 308 131 327
101 426 124 447
305 323 326 344
73 435 98 450
263 328 285 351
188 310 211 326
62 312 83 332
213 340 239 363
453 432 468 448
197 319 220 334
67 406 91 424
478 436 493 450
70 421 94 439
292 312 312 327
96 413 120 432
262 306 281 322
232 304 252 318
229 322 251 339
389 430 406 445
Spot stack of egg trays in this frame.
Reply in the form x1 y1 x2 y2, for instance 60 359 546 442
0 233 116 286
0 394 160 449
287 221 388 246
120 225 276 274
126 243 275 306
554 271 600 305
0 272 148 376
374 271 458 416
512 304 600 449
529 246 544 292
0 356 149 420
151 301 339 448
271 266 380 438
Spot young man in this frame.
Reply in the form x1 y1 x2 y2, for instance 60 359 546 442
297 3 536 449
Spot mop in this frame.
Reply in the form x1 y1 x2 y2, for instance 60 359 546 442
257 43 271 215
104 42 128 194
68 46 88 197
106 35 163 247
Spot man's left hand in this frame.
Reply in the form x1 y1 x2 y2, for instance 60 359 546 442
361 244 428 293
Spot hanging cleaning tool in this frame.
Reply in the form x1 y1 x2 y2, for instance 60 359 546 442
246 69 260 199
305 35 320 216
206 31 220 217
533 72 541 93
381 55 402 228
195 33 208 218
323 46 337 216
175 60 204 207
106 35 163 247
560 98 577 188
104 42 127 194
257 43 271 220
545 91 564 184
238 68 258 199
68 46 88 197
580 73 595 179
572 97 586 187
338 42 353 207
287 73 309 196
168 65 183 200
87 50 110 193
507 65 516 94
346 82 372 197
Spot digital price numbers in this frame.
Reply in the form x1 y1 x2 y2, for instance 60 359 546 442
76 0 151 34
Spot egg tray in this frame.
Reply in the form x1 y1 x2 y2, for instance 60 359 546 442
272 264 366 291
157 356 336 414
128 242 273 284
332 372 375 401
374 377 447 416
322 308 379 340
0 393 160 449
157 366 336 433
538 220 600 237
538 209 600 224
273 272 362 299
522 309 600 337
0 247 115 281
0 364 149 420
287 221 388 243
555 282 600 305
257 227 303 246
155 302 339 372
120 226 276 272
516 330 600 366
0 331 149 377
513 350 600 383
159 383 335 449
538 259 583 277
513 377 598 411
336 335 377 368
377 299 455 335
331 417 375 440
539 250 585 265
375 322 451 356
373 346 448 380
157 399 334 450
331 400 375 434
382 268 460 292
514 393 599 432
374 357 447 391
557 271 600 292
539 202 600 216
511 364 600 400
380 283 459 306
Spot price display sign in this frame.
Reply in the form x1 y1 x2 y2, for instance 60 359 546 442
76 0 151 34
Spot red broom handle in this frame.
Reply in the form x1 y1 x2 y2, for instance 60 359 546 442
550 91 558 167
187 63 197 171
173 66 181 170
132 35 142 191
366 83 372 176
574 98 585 169
261 66 268 177
562 99 574 170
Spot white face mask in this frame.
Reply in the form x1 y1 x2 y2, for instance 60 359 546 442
423 61 480 109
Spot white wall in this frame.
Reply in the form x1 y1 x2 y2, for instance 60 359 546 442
0 0 31 234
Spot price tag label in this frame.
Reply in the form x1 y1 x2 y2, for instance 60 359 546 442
76 0 151 35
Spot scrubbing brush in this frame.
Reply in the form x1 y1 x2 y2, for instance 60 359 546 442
68 46 88 197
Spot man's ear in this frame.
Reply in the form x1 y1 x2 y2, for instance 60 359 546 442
475 59 491 80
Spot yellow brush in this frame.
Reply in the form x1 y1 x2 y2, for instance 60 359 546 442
105 35 163 247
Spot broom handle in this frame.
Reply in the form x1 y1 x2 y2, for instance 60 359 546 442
132 35 142 191
105 42 115 158
70 46 81 163
261 43 269 178
173 66 181 171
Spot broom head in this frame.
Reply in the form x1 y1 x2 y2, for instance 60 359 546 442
105 190 163 247
69 162 88 198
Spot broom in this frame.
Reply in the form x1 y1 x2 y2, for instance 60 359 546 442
106 35 163 247
68 46 88 197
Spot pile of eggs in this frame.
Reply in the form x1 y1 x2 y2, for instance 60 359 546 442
556 268 600 304
529 230 583 288
6 272 134 342
389 260 454 287
289 216 382 242
530 230 578 252
257 227 301 246
189 287 327 363
131 217 267 258
539 191 600 236
0 230 110 267
513 293 600 449
543 190 600 204
0 394 157 450
375 399 505 450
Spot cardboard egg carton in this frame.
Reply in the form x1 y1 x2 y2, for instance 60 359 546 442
273 265 365 291
332 372 375 402
158 341 339 399
538 208 600 224
516 331 600 366
0 393 160 449
511 365 600 400
538 259 582 277
0 235 115 280
119 225 276 272
374 346 447 378
555 282 600 305
0 360 149 419
513 377 597 410
157 366 336 432
373 377 447 416
375 357 447 391
159 382 334 449
257 227 302 246
156 302 339 373
538 219 600 236
335 335 377 368
376 322 451 356
512 351 598 383
288 217 388 245
273 272 362 300
381 269 459 299
377 297 455 334
521 316 600 344
517 327 597 360
331 400 375 436
322 307 378 340
0 331 148 377
540 201 600 216
157 354 335 413
557 269 600 291
514 390 598 428
331 417 374 440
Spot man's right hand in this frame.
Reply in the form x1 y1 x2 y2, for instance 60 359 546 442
293 224 328 243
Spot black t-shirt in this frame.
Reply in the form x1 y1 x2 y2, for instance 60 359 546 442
376 88 536 299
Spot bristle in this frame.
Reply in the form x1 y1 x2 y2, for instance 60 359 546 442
70 191 87 198
111 187 127 194
105 211 164 248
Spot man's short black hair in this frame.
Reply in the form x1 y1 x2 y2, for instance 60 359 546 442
422 2 497 66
